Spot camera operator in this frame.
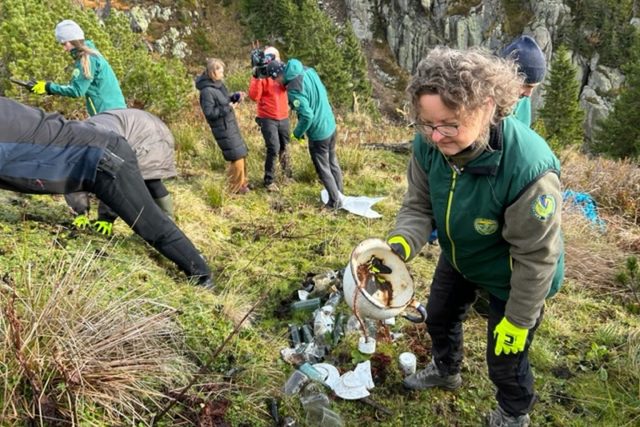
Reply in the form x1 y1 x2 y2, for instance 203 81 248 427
248 46 291 193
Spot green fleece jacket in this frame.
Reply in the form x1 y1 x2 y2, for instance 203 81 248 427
390 115 564 328
283 58 336 141
47 40 126 116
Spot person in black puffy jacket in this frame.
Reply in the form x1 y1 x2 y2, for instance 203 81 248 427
196 58 250 194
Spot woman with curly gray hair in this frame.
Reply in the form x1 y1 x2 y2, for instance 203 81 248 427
384 46 564 427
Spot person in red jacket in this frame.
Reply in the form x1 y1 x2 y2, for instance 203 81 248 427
248 46 292 192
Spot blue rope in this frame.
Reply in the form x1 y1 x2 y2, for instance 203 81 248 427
563 190 606 232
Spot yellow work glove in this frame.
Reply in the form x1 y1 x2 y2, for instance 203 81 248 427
72 214 91 230
387 235 411 261
93 220 113 236
31 81 48 95
493 317 528 356
290 133 304 144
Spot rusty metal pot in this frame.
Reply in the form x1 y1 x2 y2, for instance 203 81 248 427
342 238 426 323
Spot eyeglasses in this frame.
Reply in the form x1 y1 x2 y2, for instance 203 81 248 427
413 122 460 137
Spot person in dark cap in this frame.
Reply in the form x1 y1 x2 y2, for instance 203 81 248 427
0 96 213 289
501 35 547 126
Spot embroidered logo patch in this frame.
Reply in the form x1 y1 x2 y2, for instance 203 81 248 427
474 218 499 235
293 99 300 109
531 194 556 221
72 68 81 78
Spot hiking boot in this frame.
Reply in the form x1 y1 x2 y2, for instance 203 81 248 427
402 360 462 391
486 406 530 427
234 185 250 195
196 275 215 291
265 182 280 192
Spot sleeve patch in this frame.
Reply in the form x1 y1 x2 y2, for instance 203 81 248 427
72 68 81 78
531 194 557 221
292 99 300 109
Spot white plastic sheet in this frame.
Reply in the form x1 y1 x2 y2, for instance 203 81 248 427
320 189 384 219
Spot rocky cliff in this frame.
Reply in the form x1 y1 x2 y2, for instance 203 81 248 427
343 0 630 139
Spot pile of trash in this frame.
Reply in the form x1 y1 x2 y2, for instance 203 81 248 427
274 269 410 426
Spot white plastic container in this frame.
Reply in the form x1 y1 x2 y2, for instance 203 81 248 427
358 336 376 354
398 352 417 376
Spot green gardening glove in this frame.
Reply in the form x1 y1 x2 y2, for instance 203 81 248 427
31 81 48 95
493 317 528 356
93 220 113 236
387 235 411 261
72 214 91 230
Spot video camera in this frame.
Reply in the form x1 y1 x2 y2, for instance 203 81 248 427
250 47 276 79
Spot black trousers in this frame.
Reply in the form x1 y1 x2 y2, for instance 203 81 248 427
308 132 343 206
89 137 210 282
257 117 290 185
98 179 169 222
66 179 170 222
426 254 542 416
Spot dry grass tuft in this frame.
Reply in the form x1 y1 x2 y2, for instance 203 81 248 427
214 287 258 330
0 244 194 426
561 147 640 224
562 209 625 292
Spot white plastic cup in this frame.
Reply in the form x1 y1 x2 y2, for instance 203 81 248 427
399 352 417 376
358 336 376 354
383 317 396 326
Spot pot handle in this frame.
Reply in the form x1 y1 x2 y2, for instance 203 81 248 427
401 299 427 323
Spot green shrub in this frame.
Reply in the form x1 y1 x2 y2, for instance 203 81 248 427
204 180 225 208
338 144 366 176
0 0 192 121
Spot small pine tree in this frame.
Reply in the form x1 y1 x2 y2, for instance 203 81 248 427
538 45 585 148
240 0 374 111
340 22 374 113
592 58 640 159
285 0 351 106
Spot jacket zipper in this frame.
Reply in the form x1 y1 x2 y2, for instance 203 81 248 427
88 97 97 116
445 169 459 271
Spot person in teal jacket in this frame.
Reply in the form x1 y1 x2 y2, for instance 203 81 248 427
268 58 344 209
501 35 547 127
384 47 563 427
30 19 126 116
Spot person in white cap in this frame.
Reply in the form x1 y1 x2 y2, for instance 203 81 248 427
247 46 292 192
29 19 126 116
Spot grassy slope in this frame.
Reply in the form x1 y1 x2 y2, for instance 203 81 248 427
1 2 639 426
2 97 639 426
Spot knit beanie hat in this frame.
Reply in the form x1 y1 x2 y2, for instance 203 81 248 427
55 20 85 43
501 35 546 84
266 60 286 78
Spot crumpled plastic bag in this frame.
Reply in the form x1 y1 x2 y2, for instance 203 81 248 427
320 189 384 219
